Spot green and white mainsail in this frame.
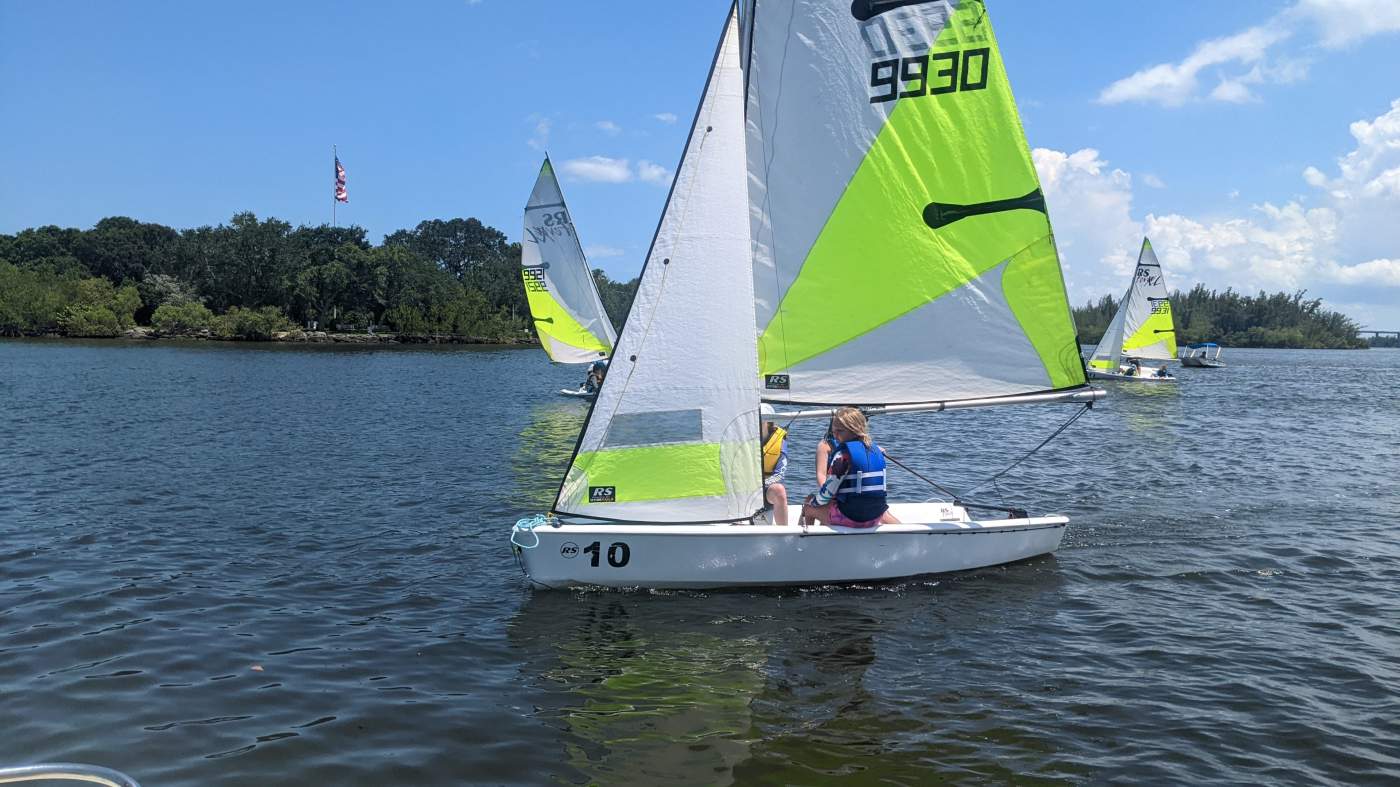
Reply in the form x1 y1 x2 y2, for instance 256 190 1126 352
553 6 762 522
521 157 618 364
744 0 1086 405
1088 237 1177 369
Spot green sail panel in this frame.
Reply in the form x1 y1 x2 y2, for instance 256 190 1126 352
521 157 618 364
746 0 1084 404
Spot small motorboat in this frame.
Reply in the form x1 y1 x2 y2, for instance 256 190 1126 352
1181 342 1225 368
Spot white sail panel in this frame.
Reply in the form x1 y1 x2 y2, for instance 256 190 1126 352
553 8 762 523
1087 290 1128 371
521 158 617 364
746 0 1086 405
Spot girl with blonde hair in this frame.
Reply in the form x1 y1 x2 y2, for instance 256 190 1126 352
801 407 899 527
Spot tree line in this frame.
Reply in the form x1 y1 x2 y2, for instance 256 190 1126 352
1073 285 1367 349
0 214 639 341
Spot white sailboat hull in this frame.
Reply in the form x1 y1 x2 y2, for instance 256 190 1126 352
512 503 1067 589
1086 368 1177 383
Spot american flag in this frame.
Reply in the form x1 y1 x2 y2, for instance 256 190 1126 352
334 155 348 203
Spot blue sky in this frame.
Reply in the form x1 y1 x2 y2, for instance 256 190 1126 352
3 1 1399 327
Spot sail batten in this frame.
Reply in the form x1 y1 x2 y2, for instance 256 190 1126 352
521 158 617 364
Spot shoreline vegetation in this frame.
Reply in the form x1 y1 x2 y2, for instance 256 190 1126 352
1 214 637 344
1 213 1382 350
1072 286 1371 350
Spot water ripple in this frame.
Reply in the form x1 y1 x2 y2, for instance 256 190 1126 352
1 342 1398 784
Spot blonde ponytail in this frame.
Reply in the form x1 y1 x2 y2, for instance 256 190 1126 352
831 407 872 448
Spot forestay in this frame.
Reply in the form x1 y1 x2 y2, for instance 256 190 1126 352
744 0 1086 406
1088 237 1176 368
521 158 617 364
552 7 762 523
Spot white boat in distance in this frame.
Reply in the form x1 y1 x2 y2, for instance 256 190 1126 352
1086 238 1178 383
512 0 1103 589
1181 342 1226 368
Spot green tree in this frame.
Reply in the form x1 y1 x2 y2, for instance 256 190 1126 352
73 216 178 284
152 302 214 335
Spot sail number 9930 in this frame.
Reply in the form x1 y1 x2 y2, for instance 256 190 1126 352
870 47 990 103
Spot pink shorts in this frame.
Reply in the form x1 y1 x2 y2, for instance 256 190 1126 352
828 502 881 528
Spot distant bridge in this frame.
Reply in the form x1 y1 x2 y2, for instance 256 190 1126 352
1358 329 1399 339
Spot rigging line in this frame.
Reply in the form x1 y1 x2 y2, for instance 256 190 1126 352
881 451 962 501
962 403 1091 496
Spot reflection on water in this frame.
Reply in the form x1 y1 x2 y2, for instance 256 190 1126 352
512 402 588 509
507 568 1083 785
1111 383 1182 435
509 594 765 786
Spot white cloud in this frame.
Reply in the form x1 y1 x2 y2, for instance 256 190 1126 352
653 112 678 124
584 244 625 259
526 117 550 151
1034 99 1400 326
1142 173 1167 189
1290 0 1400 48
1322 258 1400 286
1099 0 1398 107
1098 25 1287 107
559 155 632 183
595 120 621 135
636 160 670 185
1033 148 1142 297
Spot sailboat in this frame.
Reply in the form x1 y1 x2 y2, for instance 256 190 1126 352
511 0 1103 589
1086 238 1178 382
520 156 619 397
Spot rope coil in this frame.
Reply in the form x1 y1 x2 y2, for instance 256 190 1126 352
511 514 552 549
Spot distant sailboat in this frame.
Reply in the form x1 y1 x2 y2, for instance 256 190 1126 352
1086 238 1178 383
520 157 618 396
511 0 1103 589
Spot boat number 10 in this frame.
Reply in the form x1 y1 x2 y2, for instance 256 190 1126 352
569 541 631 568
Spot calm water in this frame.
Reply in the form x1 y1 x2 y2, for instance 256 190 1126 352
2 339 1398 785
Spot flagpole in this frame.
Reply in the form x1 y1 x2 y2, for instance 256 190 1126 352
332 144 337 228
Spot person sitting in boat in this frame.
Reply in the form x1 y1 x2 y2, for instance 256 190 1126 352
1153 365 1169 378
582 359 608 393
759 403 789 525
801 407 900 528
1126 358 1142 377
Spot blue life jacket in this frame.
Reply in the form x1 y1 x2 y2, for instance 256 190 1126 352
830 440 887 522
